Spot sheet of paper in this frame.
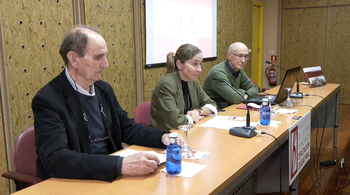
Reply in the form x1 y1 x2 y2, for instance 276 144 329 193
276 109 298 114
303 66 322 72
161 162 206 178
259 120 281 127
199 116 259 130
162 150 210 160
115 149 166 164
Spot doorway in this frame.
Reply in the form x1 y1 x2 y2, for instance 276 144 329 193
252 1 264 90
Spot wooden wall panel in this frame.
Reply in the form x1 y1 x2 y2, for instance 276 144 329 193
0 0 74 151
197 61 213 85
281 3 350 104
214 0 252 75
330 1 350 6
0 96 7 195
326 7 350 104
283 0 350 7
282 0 327 9
281 8 327 82
143 67 167 102
216 0 236 65
85 0 137 117
234 0 253 77
0 0 74 193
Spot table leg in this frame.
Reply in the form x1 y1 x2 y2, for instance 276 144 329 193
289 176 299 195
333 91 340 148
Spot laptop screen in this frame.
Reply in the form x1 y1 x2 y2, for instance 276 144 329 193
273 66 301 104
246 66 301 104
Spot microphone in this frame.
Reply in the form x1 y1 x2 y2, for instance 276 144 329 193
212 77 256 138
265 61 303 98
265 60 287 71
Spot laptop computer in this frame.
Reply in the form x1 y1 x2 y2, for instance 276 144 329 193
246 66 301 105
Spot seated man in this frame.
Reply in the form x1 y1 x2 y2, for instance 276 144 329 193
203 42 259 109
32 25 183 182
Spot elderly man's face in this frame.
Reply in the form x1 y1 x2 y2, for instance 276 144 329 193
76 32 109 85
227 44 249 72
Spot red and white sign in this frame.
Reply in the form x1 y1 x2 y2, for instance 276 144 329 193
271 55 277 63
289 111 311 185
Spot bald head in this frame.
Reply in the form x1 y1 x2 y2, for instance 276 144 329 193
228 42 248 53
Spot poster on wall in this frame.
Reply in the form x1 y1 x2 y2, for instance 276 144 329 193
289 111 311 185
145 0 217 67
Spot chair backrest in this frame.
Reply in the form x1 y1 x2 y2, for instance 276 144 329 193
248 77 258 86
248 77 261 92
134 102 151 126
14 125 37 178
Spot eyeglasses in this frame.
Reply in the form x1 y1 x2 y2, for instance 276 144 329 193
230 52 250 61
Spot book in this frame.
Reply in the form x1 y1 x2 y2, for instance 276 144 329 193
303 66 327 88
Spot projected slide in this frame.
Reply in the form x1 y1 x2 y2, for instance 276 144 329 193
146 0 217 66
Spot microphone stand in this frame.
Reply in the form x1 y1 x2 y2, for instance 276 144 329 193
212 77 256 138
265 61 303 98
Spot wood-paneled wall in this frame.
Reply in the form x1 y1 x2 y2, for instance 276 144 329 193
0 0 74 143
1 0 348 194
0 96 6 195
281 0 350 104
84 0 137 115
0 0 74 193
0 0 249 193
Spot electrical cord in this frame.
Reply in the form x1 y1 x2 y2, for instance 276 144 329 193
297 94 328 194
256 130 283 195
295 104 322 194
336 160 350 189
305 94 328 183
252 93 328 194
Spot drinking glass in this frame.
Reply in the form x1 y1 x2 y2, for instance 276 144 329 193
265 95 274 107
284 88 293 108
178 125 194 160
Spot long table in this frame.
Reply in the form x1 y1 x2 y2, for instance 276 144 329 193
13 83 340 195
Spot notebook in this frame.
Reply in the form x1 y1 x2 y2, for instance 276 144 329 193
246 66 301 105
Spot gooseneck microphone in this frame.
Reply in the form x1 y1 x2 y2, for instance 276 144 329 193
212 77 256 138
265 61 303 98
265 61 287 71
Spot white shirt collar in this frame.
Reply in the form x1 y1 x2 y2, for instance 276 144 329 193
65 68 95 96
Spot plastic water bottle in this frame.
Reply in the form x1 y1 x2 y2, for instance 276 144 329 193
260 98 271 126
166 132 182 175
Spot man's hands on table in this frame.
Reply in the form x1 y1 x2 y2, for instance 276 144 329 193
121 133 184 176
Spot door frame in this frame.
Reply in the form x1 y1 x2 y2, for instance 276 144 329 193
252 1 264 90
